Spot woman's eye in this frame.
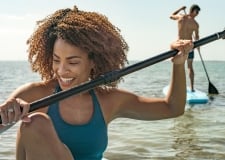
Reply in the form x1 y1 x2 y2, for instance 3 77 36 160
53 59 60 63
70 62 80 65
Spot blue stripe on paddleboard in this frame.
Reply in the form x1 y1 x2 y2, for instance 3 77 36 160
163 85 208 104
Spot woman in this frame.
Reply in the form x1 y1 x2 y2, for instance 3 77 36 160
0 5 193 160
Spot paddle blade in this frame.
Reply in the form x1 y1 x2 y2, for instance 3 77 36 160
208 81 219 94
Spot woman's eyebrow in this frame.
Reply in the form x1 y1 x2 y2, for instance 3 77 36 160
53 53 81 60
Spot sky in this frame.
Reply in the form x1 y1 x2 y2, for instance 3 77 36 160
0 0 224 61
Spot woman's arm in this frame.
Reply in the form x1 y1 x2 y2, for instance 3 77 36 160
0 81 55 133
113 40 193 120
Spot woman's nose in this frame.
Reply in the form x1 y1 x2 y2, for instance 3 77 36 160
57 63 68 75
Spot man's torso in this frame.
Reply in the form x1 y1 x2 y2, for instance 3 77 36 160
178 15 198 40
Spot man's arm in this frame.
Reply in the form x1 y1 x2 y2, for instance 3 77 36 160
193 24 199 41
193 23 200 51
170 6 186 20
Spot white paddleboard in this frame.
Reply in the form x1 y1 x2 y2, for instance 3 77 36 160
163 85 208 104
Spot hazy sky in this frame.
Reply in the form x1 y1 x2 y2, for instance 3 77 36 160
0 0 224 61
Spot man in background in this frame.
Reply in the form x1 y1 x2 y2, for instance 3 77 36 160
170 4 200 92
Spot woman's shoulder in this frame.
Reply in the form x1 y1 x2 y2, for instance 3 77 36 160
95 88 139 122
9 80 57 102
96 87 138 104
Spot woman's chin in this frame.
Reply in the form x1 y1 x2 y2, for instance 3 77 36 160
59 82 74 90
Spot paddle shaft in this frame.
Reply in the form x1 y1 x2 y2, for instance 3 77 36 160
0 29 224 124
197 50 210 82
29 29 225 111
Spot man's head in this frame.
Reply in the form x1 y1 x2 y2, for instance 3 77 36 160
189 4 200 16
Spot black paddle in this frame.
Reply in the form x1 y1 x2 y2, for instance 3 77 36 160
197 49 219 94
0 29 225 124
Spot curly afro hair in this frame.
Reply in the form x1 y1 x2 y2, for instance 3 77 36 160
27 5 129 90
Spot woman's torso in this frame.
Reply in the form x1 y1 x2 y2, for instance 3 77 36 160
12 81 121 159
47 86 108 159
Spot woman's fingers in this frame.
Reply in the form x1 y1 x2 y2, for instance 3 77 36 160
16 98 30 117
7 106 15 124
0 98 30 125
0 109 8 126
171 39 193 64
13 101 22 122
171 39 193 53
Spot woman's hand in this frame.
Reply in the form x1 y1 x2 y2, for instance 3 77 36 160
0 98 30 126
170 39 193 64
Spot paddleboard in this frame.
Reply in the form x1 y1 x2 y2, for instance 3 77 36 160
163 85 208 104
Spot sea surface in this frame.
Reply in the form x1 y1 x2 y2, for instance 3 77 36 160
0 60 225 160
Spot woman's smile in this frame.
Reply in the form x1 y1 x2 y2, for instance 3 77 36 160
58 76 76 88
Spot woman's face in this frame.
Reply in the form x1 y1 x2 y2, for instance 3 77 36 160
52 38 94 90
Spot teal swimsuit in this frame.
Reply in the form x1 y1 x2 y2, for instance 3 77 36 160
47 87 108 160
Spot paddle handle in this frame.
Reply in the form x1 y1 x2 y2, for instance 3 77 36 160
0 29 225 124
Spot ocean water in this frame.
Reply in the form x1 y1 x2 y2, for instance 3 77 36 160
0 60 225 160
